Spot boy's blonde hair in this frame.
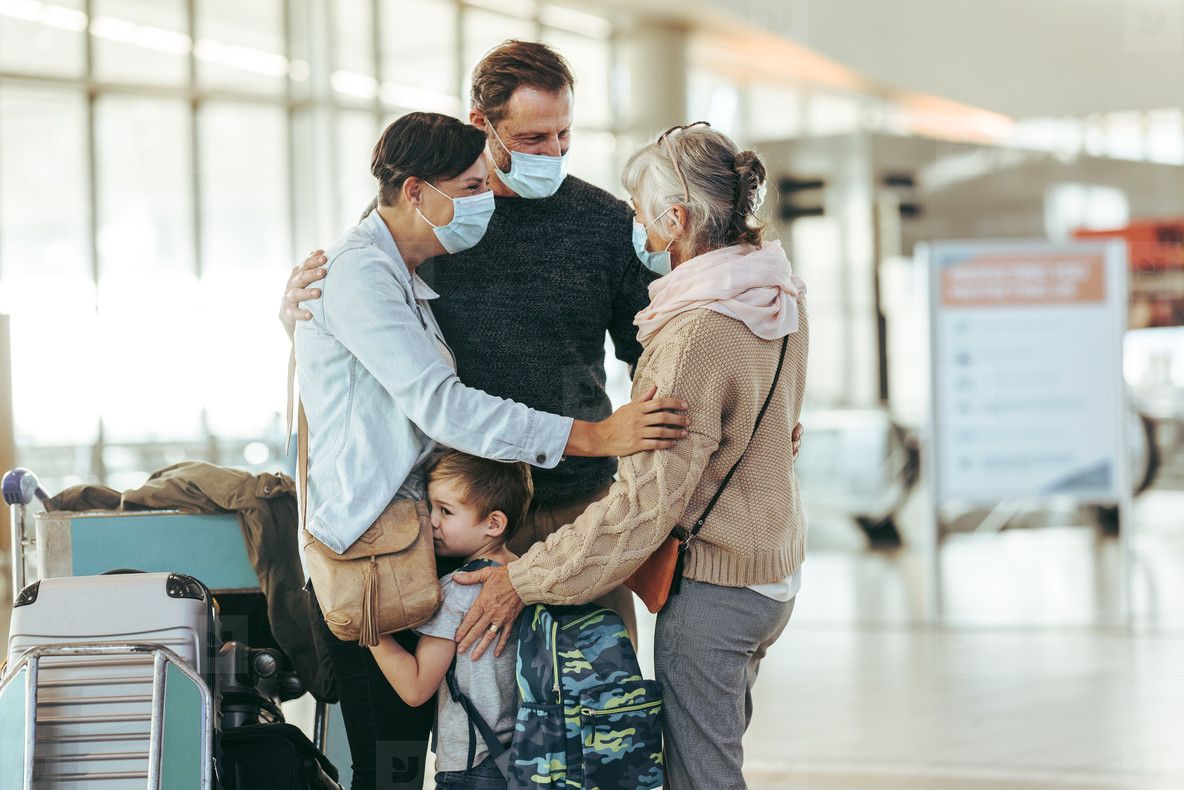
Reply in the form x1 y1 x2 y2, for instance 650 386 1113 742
428 451 534 541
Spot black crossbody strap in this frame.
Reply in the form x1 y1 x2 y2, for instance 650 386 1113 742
687 334 789 544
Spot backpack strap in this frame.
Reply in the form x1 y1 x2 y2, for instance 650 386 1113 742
444 658 511 778
442 557 511 778
672 334 789 595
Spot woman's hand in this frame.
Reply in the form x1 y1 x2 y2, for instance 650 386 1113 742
453 565 524 659
279 250 327 340
566 385 690 458
792 421 803 460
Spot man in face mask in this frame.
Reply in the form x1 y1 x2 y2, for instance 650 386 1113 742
477 83 571 200
441 42 648 627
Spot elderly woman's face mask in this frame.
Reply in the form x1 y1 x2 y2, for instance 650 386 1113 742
632 207 675 276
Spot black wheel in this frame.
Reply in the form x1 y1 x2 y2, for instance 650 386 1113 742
855 516 903 549
1097 505 1120 537
1135 414 1160 495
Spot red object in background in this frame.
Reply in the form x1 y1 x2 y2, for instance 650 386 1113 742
1075 220 1184 328
1075 220 1184 270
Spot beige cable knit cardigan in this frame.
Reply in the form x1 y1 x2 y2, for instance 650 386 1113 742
508 303 809 605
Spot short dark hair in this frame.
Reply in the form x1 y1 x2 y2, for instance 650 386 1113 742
428 451 534 542
371 112 486 207
470 40 575 126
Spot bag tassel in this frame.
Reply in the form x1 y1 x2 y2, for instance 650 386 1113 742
360 558 379 647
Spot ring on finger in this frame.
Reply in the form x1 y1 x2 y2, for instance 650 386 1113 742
488 623 501 635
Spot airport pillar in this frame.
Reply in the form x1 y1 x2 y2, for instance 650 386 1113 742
623 19 689 145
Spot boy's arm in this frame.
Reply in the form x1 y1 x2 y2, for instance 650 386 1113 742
368 634 457 708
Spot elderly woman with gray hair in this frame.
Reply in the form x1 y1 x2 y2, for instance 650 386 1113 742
455 122 809 789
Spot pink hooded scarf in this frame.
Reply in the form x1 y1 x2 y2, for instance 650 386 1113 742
633 240 807 348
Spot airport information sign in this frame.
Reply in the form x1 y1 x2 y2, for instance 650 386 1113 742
923 240 1128 504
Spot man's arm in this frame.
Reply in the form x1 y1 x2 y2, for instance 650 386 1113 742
368 634 455 707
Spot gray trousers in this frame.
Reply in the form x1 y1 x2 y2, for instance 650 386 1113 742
654 577 795 790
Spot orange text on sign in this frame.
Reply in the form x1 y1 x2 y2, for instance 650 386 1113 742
940 253 1106 307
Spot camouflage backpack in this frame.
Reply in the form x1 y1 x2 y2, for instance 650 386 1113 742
508 603 664 789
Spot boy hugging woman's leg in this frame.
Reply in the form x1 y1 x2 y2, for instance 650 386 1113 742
368 451 532 789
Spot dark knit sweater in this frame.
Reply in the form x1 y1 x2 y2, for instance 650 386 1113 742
416 176 655 505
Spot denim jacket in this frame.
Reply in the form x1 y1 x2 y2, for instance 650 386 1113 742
294 211 572 554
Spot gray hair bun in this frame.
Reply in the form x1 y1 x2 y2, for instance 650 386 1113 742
729 150 768 245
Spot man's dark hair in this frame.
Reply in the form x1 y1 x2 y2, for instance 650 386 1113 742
470 40 575 126
371 111 486 207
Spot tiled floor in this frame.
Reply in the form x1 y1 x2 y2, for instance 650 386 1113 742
738 624 1184 789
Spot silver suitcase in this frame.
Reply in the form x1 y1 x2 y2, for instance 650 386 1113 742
2 572 217 789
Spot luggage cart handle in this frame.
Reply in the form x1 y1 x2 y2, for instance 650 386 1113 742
2 468 49 507
6 468 49 603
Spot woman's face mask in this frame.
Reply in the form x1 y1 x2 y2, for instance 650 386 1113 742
488 124 569 199
632 207 676 276
417 180 496 254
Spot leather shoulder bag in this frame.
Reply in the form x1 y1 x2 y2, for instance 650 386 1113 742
297 399 442 646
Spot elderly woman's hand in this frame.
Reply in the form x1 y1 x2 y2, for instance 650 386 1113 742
792 421 803 460
452 565 524 659
279 250 327 340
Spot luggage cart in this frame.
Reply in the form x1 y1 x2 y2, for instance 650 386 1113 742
0 643 215 789
4 468 259 597
2 467 343 788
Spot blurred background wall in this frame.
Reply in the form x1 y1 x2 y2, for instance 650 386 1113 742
2 0 1183 628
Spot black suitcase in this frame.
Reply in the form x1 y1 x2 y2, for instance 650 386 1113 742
218 722 341 790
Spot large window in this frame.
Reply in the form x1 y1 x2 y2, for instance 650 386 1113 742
379 0 460 114
0 0 87 78
0 0 623 494
0 87 95 452
195 0 287 95
91 0 189 86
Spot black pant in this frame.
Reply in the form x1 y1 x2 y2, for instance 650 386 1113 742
311 588 435 790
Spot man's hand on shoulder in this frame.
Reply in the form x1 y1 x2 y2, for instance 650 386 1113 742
280 250 327 339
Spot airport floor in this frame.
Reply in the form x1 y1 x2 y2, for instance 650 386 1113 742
735 622 1182 790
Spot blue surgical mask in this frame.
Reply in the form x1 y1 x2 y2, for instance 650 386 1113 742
632 208 675 276
489 124 569 199
417 181 495 254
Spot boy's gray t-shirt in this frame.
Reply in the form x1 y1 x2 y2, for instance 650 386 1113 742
415 570 520 772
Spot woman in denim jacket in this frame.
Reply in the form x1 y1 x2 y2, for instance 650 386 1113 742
292 112 690 790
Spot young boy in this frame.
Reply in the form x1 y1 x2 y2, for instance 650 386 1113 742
368 450 533 789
